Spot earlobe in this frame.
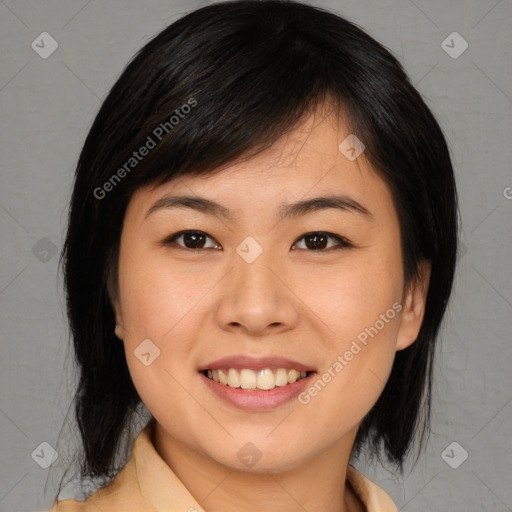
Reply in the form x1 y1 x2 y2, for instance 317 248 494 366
112 302 125 340
114 321 124 340
396 260 431 351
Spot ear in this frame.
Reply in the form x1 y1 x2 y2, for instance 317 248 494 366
396 260 431 351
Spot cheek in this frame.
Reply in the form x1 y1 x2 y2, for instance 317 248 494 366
116 251 218 420
297 250 403 424
303 250 402 346
118 268 200 440
118 249 208 343
297 305 401 445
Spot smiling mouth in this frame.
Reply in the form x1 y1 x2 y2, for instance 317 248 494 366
201 368 313 391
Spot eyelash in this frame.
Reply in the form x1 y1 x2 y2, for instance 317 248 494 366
161 230 353 252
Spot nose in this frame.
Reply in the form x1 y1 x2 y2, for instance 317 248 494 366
214 250 301 336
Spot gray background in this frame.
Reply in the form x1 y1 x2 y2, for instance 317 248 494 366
1 0 511 511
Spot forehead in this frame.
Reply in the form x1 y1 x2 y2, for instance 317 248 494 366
126 108 396 228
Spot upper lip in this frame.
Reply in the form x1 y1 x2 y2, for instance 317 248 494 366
199 355 316 372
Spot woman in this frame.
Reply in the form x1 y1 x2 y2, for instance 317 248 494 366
51 1 459 510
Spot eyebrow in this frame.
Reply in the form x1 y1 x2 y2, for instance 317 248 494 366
145 194 372 221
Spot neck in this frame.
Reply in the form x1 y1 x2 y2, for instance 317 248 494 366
152 422 365 512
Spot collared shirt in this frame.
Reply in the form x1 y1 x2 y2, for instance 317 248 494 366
50 420 398 512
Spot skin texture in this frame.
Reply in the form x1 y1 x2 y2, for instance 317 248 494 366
112 106 431 512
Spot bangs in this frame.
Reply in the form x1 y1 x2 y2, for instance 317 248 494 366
90 12 345 196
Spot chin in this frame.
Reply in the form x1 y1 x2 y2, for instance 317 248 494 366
205 440 309 475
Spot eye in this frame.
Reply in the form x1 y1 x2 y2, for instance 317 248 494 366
292 231 352 251
162 230 221 250
161 230 352 252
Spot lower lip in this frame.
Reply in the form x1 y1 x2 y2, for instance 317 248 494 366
199 371 315 411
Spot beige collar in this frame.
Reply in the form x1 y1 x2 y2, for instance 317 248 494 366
53 418 398 512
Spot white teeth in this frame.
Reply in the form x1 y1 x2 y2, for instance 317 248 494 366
256 369 275 390
205 368 310 390
218 369 228 385
240 369 257 389
274 368 289 387
287 369 300 383
227 368 241 388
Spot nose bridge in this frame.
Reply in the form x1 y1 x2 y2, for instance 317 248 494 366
232 239 282 307
241 252 277 291
214 238 299 333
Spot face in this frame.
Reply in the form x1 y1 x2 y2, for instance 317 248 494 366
113 107 430 474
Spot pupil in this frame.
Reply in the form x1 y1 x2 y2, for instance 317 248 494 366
185 232 205 249
306 233 327 250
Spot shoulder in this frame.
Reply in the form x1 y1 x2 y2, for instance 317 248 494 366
48 456 146 512
48 420 161 512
